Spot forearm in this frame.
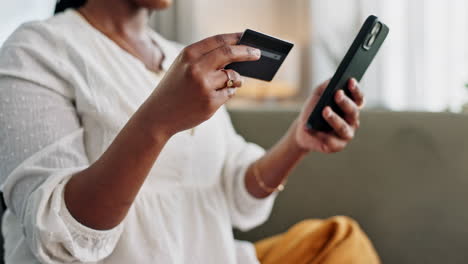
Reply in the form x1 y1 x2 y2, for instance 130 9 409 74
64 101 172 230
245 120 308 199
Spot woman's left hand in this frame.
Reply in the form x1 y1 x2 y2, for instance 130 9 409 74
246 78 364 198
292 78 365 153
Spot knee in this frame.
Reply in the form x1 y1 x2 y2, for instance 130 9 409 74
291 216 370 242
326 215 366 236
325 216 381 263
329 215 359 227
295 216 359 229
288 216 380 263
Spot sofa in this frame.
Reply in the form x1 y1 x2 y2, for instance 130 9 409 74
230 109 468 264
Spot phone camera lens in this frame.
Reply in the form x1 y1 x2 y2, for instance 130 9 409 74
367 35 377 47
371 22 382 35
363 22 381 50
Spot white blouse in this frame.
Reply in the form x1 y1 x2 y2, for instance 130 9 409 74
0 10 275 264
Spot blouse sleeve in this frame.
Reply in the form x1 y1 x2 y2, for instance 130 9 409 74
219 107 277 232
0 23 123 263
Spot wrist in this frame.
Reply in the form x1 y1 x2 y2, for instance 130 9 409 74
286 120 310 156
133 104 175 144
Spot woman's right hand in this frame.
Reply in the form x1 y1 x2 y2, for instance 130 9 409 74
144 33 261 137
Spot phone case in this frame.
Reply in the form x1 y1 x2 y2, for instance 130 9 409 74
307 15 389 131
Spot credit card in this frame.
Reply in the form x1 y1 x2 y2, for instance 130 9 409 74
225 29 294 82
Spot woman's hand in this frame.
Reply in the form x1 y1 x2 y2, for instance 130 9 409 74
66 33 261 230
246 79 364 199
143 33 261 137
292 79 365 153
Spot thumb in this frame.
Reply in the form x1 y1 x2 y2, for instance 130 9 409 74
301 80 330 119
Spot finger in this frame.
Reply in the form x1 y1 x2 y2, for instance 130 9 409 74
214 69 244 102
313 131 348 153
348 79 365 108
214 86 238 106
314 79 330 97
322 106 354 140
186 33 242 58
199 44 261 70
301 79 331 119
334 90 359 126
212 69 244 90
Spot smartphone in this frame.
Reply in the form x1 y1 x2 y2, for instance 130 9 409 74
307 15 389 132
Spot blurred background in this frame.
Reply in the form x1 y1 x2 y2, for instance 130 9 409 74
2 0 468 112
150 0 468 112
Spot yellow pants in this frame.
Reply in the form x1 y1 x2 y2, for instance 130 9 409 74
255 216 381 264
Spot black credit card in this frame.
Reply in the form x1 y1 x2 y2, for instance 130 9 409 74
225 29 294 82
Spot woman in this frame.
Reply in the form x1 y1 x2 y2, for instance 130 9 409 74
0 0 379 263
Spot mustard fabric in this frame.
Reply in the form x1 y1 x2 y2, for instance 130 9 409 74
255 216 380 264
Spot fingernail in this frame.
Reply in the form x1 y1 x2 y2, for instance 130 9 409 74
352 79 359 90
337 90 344 101
324 107 332 118
253 48 261 57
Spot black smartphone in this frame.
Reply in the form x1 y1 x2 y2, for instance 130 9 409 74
307 15 389 132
